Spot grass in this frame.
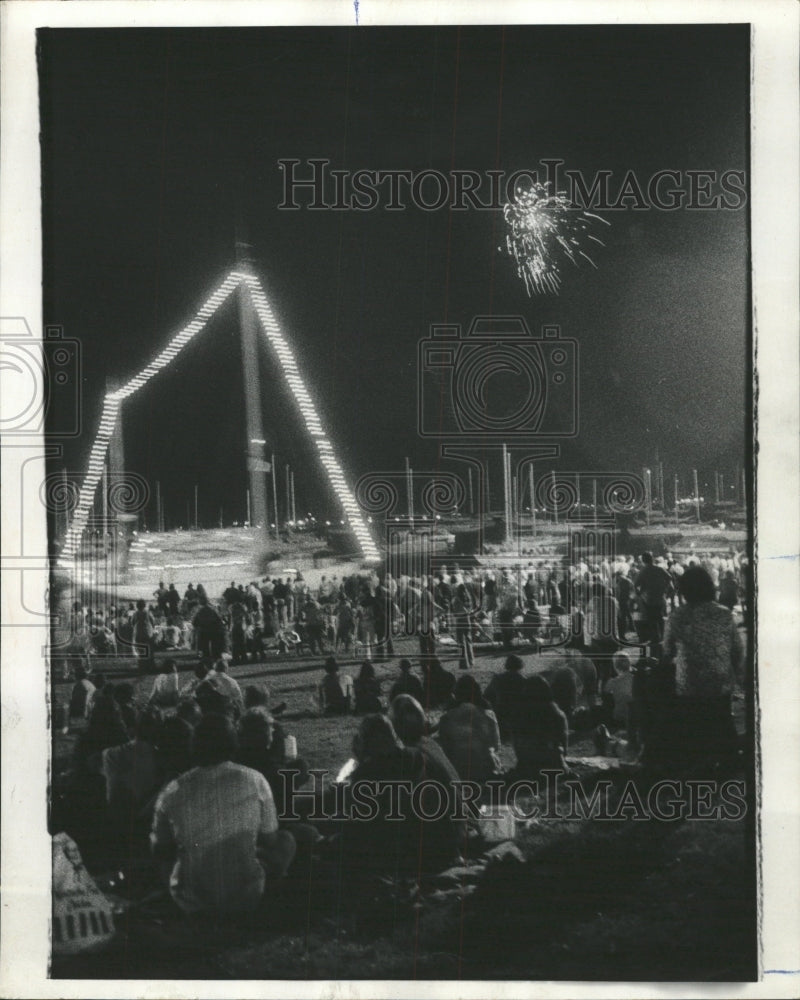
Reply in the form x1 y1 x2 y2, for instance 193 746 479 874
50 639 756 981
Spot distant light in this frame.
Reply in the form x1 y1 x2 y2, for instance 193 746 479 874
250 438 267 445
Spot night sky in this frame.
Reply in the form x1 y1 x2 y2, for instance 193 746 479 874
39 25 750 526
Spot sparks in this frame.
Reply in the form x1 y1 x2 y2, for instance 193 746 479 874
500 182 610 295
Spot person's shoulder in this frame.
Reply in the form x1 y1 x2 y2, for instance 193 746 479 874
156 769 192 808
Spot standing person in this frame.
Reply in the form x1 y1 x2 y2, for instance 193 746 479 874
654 565 745 770
451 583 475 671
614 569 634 639
373 580 395 662
192 594 227 660
154 581 169 616
634 551 674 649
414 583 440 663
230 600 251 665
301 596 326 655
583 581 621 694
335 596 355 653
166 584 180 617
132 599 156 670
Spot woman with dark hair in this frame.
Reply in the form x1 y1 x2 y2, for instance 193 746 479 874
318 656 354 715
389 658 425 703
507 675 568 781
353 659 383 714
438 674 502 786
650 565 744 771
484 654 527 740
419 656 456 710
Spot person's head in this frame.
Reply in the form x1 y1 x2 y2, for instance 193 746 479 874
136 705 163 744
93 671 106 690
358 660 375 682
195 659 211 680
214 656 229 674
453 673 487 708
505 654 524 673
324 656 339 675
352 713 402 761
524 675 554 704
641 551 653 566
612 652 631 675
176 697 202 728
156 716 194 774
244 683 270 710
398 658 412 674
193 712 238 767
678 565 716 605
195 679 231 718
389 693 426 746
74 665 87 682
113 682 135 707
237 707 274 754
136 598 146 610
163 658 178 675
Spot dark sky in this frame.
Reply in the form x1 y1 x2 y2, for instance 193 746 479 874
39 24 750 525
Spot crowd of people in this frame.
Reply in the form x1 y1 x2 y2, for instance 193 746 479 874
59 549 749 676
53 553 747 928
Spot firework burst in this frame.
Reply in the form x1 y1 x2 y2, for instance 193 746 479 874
501 182 610 295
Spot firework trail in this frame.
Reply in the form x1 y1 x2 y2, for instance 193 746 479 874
500 183 610 295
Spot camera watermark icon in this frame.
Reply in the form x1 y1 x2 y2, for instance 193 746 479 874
0 318 82 438
418 316 578 440
356 470 466 638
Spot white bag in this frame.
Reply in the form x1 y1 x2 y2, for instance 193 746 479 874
52 832 116 954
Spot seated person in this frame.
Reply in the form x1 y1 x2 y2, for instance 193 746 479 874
484 654 526 740
388 694 465 867
318 657 353 715
419 657 456 711
237 708 309 817
353 660 383 714
336 715 426 888
148 659 180 709
101 705 163 824
437 675 501 787
68 665 96 724
179 659 215 699
210 656 244 716
389 659 424 703
150 713 296 917
112 683 138 735
507 675 568 781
